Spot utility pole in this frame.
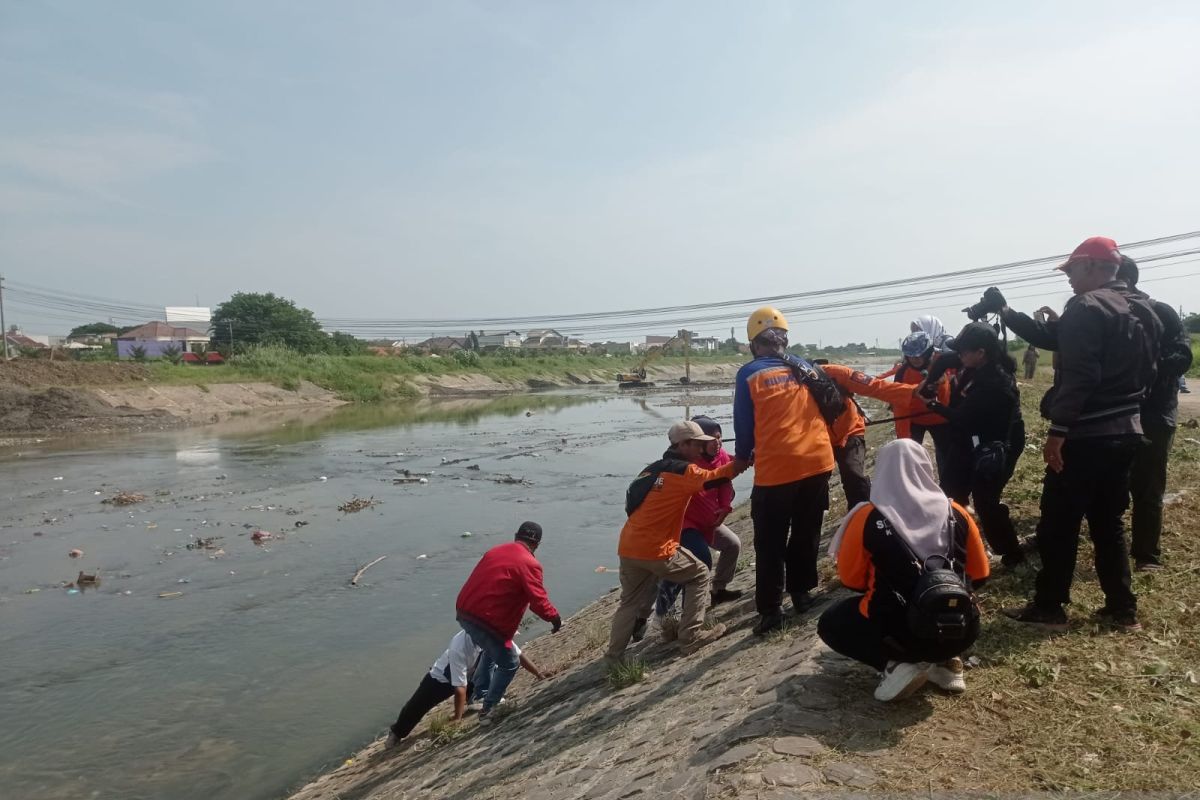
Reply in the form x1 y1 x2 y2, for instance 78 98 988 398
228 321 234 355
0 273 9 361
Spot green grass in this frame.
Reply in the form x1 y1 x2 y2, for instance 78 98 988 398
1189 334 1199 378
864 367 1200 792
605 657 647 689
140 345 742 402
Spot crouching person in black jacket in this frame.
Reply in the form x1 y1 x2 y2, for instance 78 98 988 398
918 323 1026 567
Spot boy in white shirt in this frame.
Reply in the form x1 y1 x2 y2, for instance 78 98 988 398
385 631 550 747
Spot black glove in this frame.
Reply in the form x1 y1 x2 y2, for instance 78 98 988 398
550 615 562 633
926 401 950 417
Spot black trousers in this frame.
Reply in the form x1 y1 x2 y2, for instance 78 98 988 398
911 423 954 489
390 673 464 739
751 472 831 615
1130 419 1176 566
817 596 977 671
944 453 1021 559
1033 437 1139 612
834 435 872 509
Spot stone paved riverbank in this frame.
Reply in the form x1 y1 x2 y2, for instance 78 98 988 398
285 510 935 800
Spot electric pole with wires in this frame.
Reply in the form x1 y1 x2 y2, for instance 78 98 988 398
0 273 9 361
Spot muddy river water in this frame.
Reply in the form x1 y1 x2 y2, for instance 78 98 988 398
0 388 770 800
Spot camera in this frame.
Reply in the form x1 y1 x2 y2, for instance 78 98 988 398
963 286 1006 321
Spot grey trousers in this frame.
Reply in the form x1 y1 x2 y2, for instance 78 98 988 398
710 524 741 591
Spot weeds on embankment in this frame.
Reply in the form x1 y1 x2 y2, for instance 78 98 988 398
142 345 740 402
606 658 647 689
852 368 1200 792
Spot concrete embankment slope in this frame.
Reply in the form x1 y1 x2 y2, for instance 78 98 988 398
285 514 905 800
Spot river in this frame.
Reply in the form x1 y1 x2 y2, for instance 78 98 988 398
0 388 761 800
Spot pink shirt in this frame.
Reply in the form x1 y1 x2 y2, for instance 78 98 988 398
682 448 735 544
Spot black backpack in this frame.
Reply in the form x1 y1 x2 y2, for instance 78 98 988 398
883 512 976 643
780 354 846 426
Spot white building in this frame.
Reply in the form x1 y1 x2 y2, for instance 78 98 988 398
477 330 524 350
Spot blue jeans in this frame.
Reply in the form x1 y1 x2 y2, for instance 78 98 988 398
655 529 712 617
458 616 519 712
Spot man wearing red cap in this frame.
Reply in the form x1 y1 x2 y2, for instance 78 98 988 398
995 237 1162 632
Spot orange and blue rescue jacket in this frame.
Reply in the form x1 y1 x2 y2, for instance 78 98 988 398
619 452 737 560
819 365 867 447
823 363 949 439
733 356 835 487
836 501 989 619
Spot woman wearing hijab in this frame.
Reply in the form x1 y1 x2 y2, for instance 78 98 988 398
910 314 951 350
818 439 990 702
919 323 1026 567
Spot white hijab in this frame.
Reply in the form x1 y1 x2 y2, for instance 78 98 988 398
829 439 951 560
911 314 949 348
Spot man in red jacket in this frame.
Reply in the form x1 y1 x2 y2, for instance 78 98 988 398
456 521 561 723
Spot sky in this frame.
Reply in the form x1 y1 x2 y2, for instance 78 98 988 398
2 1 1199 344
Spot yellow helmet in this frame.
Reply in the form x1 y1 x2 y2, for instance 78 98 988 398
746 306 789 342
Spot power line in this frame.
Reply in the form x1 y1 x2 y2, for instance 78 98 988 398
6 231 1199 339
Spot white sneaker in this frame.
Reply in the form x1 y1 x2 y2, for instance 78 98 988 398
874 660 930 702
927 658 967 694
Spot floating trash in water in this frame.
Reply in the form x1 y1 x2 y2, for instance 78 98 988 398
66 588 81 595
69 549 84 558
158 592 183 599
461 531 473 538
102 491 146 506
318 476 328 482
251 530 273 543
416 554 428 560
338 496 381 513
53 476 64 481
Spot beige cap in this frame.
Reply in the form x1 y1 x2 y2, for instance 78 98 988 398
668 420 716 445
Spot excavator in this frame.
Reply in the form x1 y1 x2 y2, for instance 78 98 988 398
616 332 691 388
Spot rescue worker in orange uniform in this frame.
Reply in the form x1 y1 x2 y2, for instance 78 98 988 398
816 361 871 508
604 420 746 665
733 307 842 635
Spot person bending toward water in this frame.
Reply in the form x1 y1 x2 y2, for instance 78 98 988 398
385 630 551 749
455 522 561 725
605 421 746 665
819 439 990 702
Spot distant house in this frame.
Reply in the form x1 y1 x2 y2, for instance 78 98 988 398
522 329 567 349
3 331 49 355
592 341 633 356
477 330 523 351
416 336 466 353
644 335 673 347
116 321 210 359
690 337 720 353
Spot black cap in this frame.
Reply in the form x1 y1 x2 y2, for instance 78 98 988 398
1117 254 1139 288
515 521 543 544
689 415 722 437
950 321 999 352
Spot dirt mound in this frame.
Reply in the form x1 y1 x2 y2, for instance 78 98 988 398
0 385 174 434
0 360 151 389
